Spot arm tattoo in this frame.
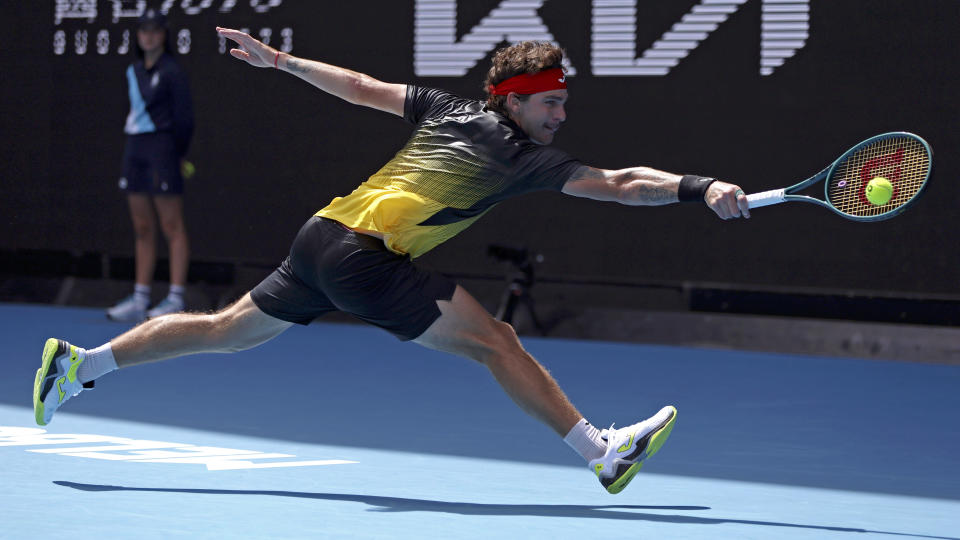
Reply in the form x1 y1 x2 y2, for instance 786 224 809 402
621 168 678 205
285 58 309 74
565 165 677 205
627 179 675 205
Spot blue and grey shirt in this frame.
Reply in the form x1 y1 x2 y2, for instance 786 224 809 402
124 52 194 157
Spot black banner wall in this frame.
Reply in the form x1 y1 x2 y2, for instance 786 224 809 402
2 1 957 296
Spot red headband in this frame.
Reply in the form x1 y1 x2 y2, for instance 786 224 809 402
488 67 567 96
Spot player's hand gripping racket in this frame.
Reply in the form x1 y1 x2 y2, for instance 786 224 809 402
746 132 932 221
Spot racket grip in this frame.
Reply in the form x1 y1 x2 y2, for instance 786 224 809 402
746 189 786 209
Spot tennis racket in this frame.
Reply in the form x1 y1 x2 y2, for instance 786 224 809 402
746 132 932 221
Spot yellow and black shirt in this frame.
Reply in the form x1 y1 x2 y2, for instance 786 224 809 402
316 86 582 259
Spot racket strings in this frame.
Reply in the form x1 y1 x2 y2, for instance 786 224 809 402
827 136 930 218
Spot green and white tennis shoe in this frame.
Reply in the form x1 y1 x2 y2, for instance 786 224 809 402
589 405 677 494
33 338 93 426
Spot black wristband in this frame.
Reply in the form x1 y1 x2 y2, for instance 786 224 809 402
678 175 718 202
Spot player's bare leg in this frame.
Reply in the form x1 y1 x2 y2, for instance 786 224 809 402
414 285 677 493
414 285 581 436
112 293 292 367
36 293 292 425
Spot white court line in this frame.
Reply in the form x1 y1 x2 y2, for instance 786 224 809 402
0 425 358 471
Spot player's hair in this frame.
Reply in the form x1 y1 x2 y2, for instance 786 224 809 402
484 41 566 115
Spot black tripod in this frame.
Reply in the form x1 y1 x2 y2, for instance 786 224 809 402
488 244 546 335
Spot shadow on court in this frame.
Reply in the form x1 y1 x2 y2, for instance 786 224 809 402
54 481 956 539
5 306 960 501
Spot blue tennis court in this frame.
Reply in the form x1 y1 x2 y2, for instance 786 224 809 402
2 303 957 539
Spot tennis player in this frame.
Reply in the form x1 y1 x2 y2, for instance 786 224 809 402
33 28 750 494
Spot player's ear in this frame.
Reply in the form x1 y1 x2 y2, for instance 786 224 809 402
506 92 522 114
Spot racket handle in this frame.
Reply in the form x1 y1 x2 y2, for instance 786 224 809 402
746 189 786 209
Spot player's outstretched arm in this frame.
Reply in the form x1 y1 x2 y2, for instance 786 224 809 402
216 27 406 117
561 165 750 219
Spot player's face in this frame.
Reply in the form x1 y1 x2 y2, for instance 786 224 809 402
137 26 166 55
510 90 568 145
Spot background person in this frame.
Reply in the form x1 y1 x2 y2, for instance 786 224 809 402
106 7 194 322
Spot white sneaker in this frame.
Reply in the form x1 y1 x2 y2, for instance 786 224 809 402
146 296 185 318
589 405 677 494
106 294 147 322
34 338 94 426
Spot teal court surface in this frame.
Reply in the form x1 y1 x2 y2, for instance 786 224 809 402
1 303 958 539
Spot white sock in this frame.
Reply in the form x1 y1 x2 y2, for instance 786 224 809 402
168 284 185 299
563 418 608 462
77 343 119 384
167 284 185 306
133 284 151 308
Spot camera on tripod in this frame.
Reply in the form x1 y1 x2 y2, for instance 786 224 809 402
487 245 539 267
487 244 545 334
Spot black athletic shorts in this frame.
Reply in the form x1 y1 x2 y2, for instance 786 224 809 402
120 132 184 194
250 217 457 341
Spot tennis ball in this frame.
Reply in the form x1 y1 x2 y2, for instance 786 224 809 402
865 177 893 205
181 160 196 179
